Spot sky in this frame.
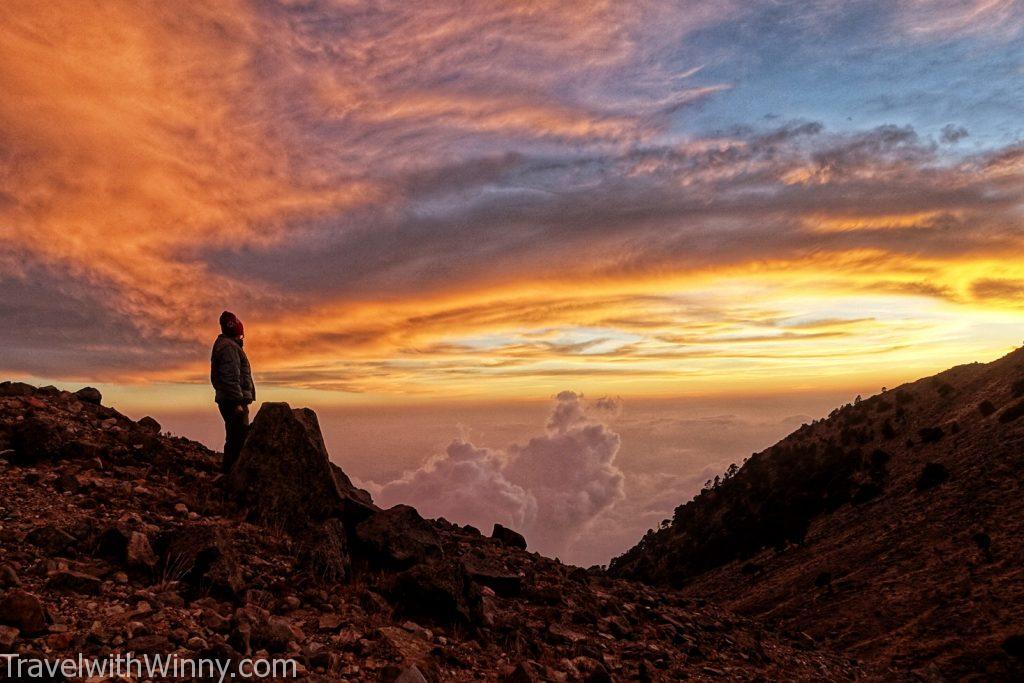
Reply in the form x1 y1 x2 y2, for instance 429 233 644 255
2 0 1023 564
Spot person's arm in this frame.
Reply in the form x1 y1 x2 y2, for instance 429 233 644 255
215 345 245 403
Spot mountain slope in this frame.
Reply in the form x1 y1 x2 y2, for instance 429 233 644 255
609 347 1024 678
0 381 862 681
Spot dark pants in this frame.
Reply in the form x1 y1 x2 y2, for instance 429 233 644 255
218 402 250 473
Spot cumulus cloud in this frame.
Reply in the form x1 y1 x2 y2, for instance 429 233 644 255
370 440 537 532
374 392 624 559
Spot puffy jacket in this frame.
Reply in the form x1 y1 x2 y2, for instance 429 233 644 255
211 335 255 405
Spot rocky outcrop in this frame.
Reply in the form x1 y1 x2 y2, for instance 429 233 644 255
462 559 523 598
224 403 377 534
0 381 35 397
9 414 68 464
74 386 102 405
387 559 480 629
355 504 442 570
491 523 528 550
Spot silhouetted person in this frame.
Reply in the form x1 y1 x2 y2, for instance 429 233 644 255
211 311 255 472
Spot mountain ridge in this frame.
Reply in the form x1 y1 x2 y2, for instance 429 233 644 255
609 346 1024 678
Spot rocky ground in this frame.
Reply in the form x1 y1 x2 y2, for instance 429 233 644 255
610 347 1024 680
0 381 865 681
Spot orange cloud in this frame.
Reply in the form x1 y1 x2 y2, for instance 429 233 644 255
1 0 1023 407
0 1 375 338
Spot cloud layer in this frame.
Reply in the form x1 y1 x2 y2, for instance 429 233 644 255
373 392 624 559
1 0 1023 401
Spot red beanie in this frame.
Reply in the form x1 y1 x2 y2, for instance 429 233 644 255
219 311 244 337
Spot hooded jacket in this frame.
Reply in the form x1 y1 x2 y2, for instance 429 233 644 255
211 335 255 405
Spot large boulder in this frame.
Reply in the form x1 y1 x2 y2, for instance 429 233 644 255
387 558 480 629
74 387 102 405
10 416 67 464
354 505 442 570
0 381 35 397
491 524 528 550
463 560 523 598
330 463 376 519
224 403 377 534
0 590 47 634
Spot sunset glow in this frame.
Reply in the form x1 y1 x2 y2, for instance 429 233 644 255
2 0 1023 410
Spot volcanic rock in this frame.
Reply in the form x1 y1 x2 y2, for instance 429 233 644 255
389 665 429 683
126 633 171 653
74 387 102 405
53 472 82 493
46 569 102 595
505 661 543 682
491 523 527 550
330 462 377 520
463 561 523 597
10 416 66 464
225 402 377 533
0 564 20 588
355 505 442 569
0 624 17 651
0 590 47 634
0 381 35 397
387 558 477 628
97 526 158 571
318 613 344 631
251 615 303 653
25 523 76 555
374 626 434 670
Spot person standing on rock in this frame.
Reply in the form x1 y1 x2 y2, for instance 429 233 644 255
211 311 255 472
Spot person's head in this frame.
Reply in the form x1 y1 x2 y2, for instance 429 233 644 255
219 311 244 339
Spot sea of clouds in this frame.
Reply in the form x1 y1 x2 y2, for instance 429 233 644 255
369 391 625 561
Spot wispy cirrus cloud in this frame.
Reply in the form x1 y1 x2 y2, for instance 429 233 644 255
893 0 1024 39
1 0 1022 401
